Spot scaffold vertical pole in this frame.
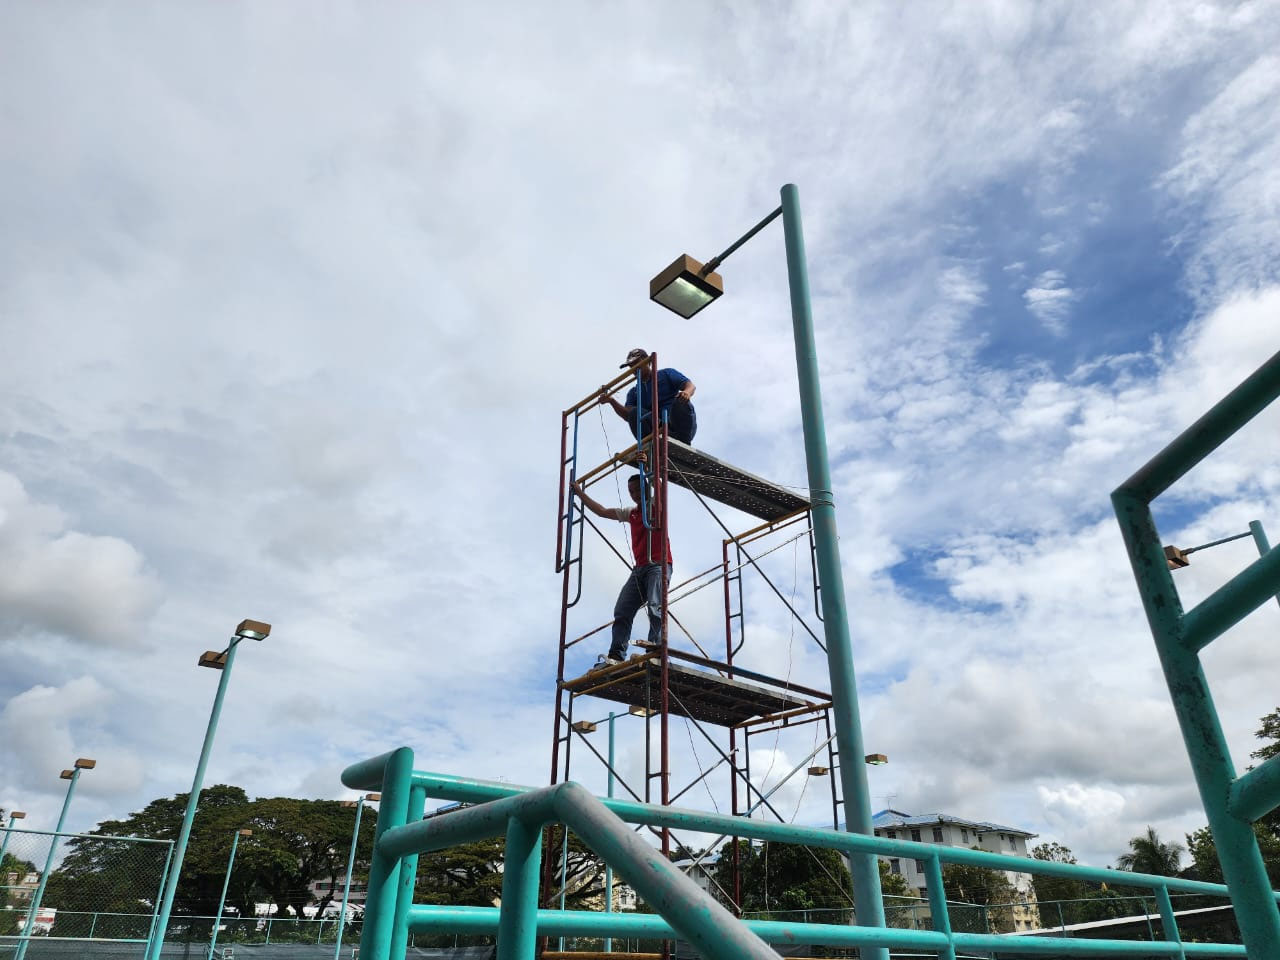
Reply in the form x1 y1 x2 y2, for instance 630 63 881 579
781 182 888 955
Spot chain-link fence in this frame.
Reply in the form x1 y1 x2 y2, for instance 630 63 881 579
0 827 173 956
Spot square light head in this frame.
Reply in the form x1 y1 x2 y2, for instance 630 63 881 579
60 769 75 780
238 828 253 837
199 650 229 670
235 619 272 640
628 704 657 718
649 254 724 319
9 811 26 820
571 720 598 734
366 793 382 802
74 758 97 770
806 765 830 777
1164 545 1190 569
341 800 358 808
864 753 889 766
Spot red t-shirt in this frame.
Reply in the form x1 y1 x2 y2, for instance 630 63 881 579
628 507 672 566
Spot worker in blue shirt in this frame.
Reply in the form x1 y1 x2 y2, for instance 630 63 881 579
601 348 697 444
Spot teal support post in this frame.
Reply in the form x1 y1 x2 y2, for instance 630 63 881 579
334 796 368 960
207 829 245 960
144 840 176 955
0 813 21 874
147 636 244 960
389 784 427 959
1154 886 1182 953
1112 348 1280 955
604 711 616 954
780 182 887 955
498 815 543 960
15 768 84 960
923 855 957 960
1248 520 1280 612
355 748 414 959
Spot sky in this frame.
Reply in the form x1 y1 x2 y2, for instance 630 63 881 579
2 0 1280 880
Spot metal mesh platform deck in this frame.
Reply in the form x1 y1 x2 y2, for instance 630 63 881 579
623 439 809 522
562 657 818 727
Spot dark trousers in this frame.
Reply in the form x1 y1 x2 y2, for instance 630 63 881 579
610 563 671 659
635 403 697 444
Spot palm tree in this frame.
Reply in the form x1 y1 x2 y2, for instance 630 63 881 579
1116 826 1184 876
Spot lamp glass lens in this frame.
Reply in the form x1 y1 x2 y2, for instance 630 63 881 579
655 276 714 318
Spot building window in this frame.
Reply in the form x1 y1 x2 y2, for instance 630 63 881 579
1008 835 1016 850
932 827 943 842
889 859 901 875
887 830 897 839
961 829 968 843
910 829 921 842
914 859 925 874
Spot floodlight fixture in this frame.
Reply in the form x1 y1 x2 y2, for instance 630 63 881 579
238 829 253 837
628 704 657 718
572 720 598 734
1164 545 1190 569
235 619 271 641
864 753 889 766
10 811 26 820
649 254 724 319
341 800 358 808
74 758 97 770
366 793 381 802
199 650 229 670
59 769 74 780
807 765 830 777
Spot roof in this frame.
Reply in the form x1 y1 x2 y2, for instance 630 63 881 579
865 808 1037 838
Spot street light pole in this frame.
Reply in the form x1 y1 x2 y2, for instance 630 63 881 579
15 760 94 960
779 183 888 953
336 794 379 960
147 619 270 960
207 829 251 960
604 711 616 954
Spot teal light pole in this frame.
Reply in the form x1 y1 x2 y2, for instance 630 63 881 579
207 828 251 960
15 759 95 960
0 809 27 870
604 711 616 954
335 793 380 960
146 618 271 960
648 184 887 956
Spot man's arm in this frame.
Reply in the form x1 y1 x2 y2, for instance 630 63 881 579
675 378 695 403
599 387 636 422
571 479 629 521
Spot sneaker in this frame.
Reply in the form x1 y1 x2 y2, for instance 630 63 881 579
592 655 623 671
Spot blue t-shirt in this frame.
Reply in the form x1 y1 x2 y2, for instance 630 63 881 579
625 368 690 425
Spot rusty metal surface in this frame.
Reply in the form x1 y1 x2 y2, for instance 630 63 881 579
562 659 817 727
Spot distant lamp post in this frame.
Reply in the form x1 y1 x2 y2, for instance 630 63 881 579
146 619 271 960
335 793 380 960
15 760 95 960
649 254 725 319
0 810 28 871
207 829 252 960
1165 521 1278 605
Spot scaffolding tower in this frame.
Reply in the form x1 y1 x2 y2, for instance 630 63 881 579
547 354 849 917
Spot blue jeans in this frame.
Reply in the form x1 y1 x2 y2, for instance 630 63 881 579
635 403 697 444
610 563 670 659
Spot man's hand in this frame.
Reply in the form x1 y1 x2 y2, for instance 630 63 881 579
675 390 690 403
598 387 612 405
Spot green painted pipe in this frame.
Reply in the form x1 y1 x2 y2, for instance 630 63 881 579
358 746 413 959
497 815 542 960
1181 545 1280 652
388 783 426 958
1230 754 1280 823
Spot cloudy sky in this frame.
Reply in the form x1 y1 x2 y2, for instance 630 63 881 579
3 0 1280 878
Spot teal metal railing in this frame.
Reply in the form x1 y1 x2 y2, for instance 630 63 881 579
344 748 1268 959
1112 347 1280 956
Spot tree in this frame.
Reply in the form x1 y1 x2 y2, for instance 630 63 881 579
710 840 852 921
1252 707 1280 764
940 855 1019 934
1186 824 1280 888
877 857 911 899
1116 826 1183 876
416 836 506 907
1 853 38 935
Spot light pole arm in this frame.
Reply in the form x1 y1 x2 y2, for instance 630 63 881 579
781 183 888 957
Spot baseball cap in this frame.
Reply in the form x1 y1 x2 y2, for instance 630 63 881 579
620 348 649 368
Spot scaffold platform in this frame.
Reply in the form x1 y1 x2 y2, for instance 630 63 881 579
561 653 822 727
620 439 809 522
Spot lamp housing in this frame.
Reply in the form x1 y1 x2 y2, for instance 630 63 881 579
629 704 657 718
649 254 724 319
74 758 97 770
59 770 74 780
366 793 382 802
235 619 272 640
9 811 26 820
864 753 889 766
807 765 830 777
572 720 598 734
199 650 229 670
1164 545 1190 569
238 829 253 837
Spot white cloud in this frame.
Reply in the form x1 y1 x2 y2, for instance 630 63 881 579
1023 269 1076 334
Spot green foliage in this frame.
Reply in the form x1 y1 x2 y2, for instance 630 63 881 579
1029 843 1142 925
940 853 1018 933
1116 826 1183 876
710 839 853 920
537 826 608 909
1252 707 1280 764
877 857 911 898
416 835 506 907
1186 823 1280 887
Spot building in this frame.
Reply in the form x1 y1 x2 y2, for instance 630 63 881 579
308 877 369 917
868 809 1041 932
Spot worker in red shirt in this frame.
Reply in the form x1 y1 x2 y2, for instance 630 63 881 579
572 472 672 668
